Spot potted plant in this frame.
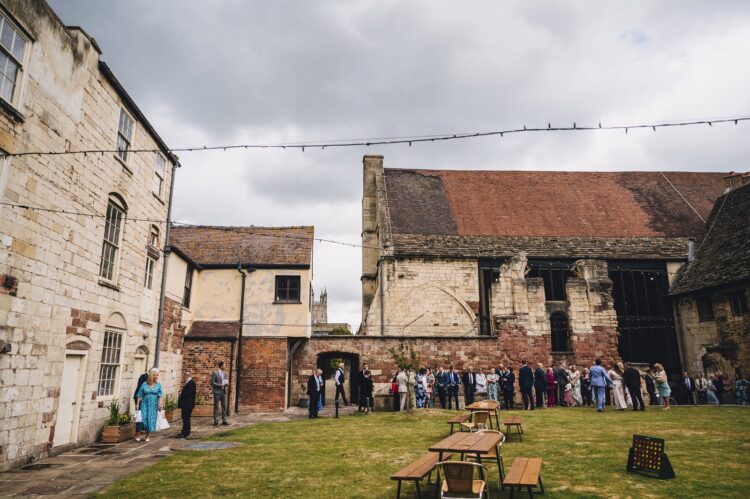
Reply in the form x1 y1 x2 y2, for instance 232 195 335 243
192 393 213 417
164 395 181 423
100 401 135 443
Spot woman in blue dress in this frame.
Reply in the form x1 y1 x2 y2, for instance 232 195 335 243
414 368 426 408
135 368 163 442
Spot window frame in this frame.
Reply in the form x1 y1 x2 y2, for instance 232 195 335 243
99 196 126 282
0 11 28 107
115 107 135 164
550 312 571 352
97 328 124 397
153 153 166 198
144 256 155 290
728 291 748 317
275 275 301 303
696 296 714 322
182 264 193 308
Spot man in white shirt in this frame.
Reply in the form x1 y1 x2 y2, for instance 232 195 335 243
211 361 230 427
334 362 349 406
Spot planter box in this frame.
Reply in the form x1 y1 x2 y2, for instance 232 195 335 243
165 409 181 423
101 423 135 443
192 405 213 417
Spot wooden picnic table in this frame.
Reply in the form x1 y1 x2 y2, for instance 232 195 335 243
466 400 501 430
503 457 544 498
429 431 503 498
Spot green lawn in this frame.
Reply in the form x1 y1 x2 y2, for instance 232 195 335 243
102 407 750 498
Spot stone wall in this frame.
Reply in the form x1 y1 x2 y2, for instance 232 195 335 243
0 2 179 470
676 286 750 386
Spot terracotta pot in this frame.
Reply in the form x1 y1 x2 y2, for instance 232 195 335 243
192 405 213 417
101 422 135 443
165 409 181 423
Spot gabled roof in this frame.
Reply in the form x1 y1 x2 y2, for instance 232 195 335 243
670 182 750 295
169 225 314 267
384 169 727 239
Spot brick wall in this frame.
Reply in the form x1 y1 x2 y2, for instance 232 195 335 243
238 338 288 412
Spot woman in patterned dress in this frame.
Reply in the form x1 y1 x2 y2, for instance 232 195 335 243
135 368 163 442
486 368 500 402
654 363 671 410
570 365 583 406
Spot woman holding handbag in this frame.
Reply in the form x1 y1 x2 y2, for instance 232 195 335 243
135 367 163 441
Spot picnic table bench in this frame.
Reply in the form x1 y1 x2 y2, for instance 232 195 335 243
503 457 544 498
391 451 452 499
503 416 524 441
447 414 470 434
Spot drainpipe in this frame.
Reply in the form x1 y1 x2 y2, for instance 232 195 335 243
234 264 249 413
379 258 385 336
228 336 236 412
154 160 179 368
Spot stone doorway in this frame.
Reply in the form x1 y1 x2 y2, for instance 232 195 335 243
316 352 359 407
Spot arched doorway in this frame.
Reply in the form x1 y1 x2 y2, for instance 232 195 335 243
316 351 360 407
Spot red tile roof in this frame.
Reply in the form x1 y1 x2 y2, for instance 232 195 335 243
185 321 239 339
169 225 313 267
384 170 728 238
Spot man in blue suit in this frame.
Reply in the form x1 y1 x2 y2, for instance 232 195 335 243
436 366 449 409
519 360 535 410
590 358 613 412
447 366 461 409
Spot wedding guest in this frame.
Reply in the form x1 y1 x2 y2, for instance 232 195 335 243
474 370 487 396
714 373 726 404
609 362 627 411
447 366 461 409
682 371 697 405
555 362 570 406
645 369 659 405
570 365 582 406
135 368 163 442
462 367 477 406
502 365 515 410
534 363 547 408
695 372 709 404
360 370 374 414
545 367 557 407
706 374 720 404
425 368 436 408
316 369 324 412
415 368 427 408
734 371 748 406
581 368 592 406
397 368 409 411
518 360 534 410
654 363 671 410
623 363 645 411
133 368 148 435
486 368 500 402
590 358 613 412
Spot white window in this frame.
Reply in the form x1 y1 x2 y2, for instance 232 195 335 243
149 225 159 248
99 196 126 281
0 13 27 104
144 256 155 289
153 154 165 197
116 108 134 162
97 329 123 396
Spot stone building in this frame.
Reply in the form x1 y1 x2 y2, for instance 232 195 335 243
171 225 314 412
670 175 750 385
0 1 178 470
287 156 731 407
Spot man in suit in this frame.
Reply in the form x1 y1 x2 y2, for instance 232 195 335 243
462 367 476 407
519 360 534 410
534 363 547 408
682 371 697 405
447 366 461 409
334 362 349 406
436 366 448 409
590 358 613 412
623 363 645 411
307 369 321 418
555 362 570 406
211 361 230 427
357 362 369 412
644 369 659 405
502 365 515 410
177 370 196 438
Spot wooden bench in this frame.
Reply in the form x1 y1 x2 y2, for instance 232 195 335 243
390 451 452 498
447 414 470 434
503 416 524 441
503 457 544 498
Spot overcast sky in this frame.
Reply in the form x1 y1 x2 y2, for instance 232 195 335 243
49 1 750 330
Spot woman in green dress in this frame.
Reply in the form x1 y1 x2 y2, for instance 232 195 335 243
135 368 163 442
653 363 671 410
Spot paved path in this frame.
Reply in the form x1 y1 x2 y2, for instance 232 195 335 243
0 405 356 497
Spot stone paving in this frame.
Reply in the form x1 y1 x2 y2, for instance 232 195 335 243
0 405 355 498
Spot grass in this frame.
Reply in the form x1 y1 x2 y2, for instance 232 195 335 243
102 407 750 498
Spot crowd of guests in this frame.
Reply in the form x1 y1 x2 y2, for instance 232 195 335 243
383 361 750 412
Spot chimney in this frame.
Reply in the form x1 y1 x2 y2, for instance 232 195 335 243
723 171 750 191
687 237 696 262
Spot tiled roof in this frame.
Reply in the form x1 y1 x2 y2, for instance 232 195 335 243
384 170 728 239
670 182 750 295
186 321 239 339
169 225 313 267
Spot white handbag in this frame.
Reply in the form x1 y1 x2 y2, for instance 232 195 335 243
156 410 170 431
134 410 143 423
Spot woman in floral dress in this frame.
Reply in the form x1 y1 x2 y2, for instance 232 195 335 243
135 367 163 442
486 368 500 402
569 365 583 406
